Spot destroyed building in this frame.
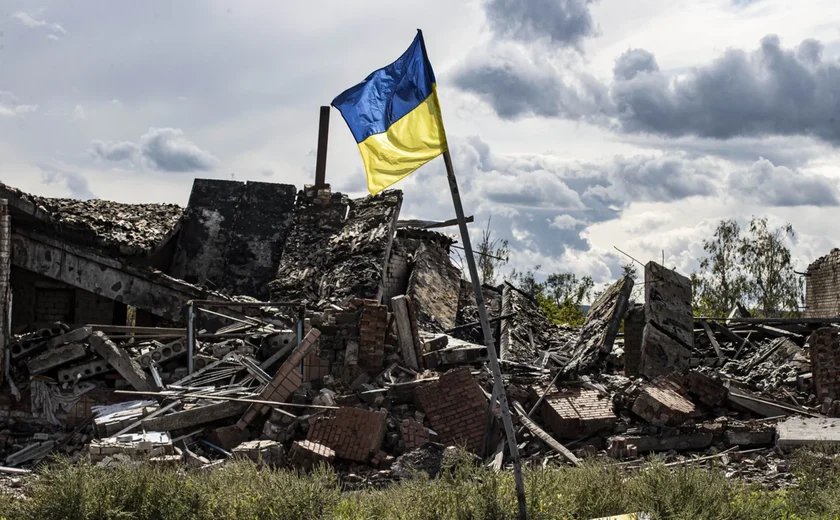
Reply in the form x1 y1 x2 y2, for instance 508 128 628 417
1 177 840 491
805 249 840 317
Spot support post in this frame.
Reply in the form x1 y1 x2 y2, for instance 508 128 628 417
187 302 196 375
314 106 330 188
0 199 10 388
443 150 527 520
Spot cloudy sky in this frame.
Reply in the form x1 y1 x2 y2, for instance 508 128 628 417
2 0 840 291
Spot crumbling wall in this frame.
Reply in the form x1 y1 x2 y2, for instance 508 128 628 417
623 304 645 377
564 276 633 374
406 242 460 332
499 283 577 363
640 262 694 379
170 179 297 299
381 240 411 308
806 250 840 318
270 191 402 305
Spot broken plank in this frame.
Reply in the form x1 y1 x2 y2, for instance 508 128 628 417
512 401 580 466
391 296 420 371
755 324 803 339
700 320 725 362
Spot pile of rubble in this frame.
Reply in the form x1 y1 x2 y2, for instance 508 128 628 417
1 180 838 493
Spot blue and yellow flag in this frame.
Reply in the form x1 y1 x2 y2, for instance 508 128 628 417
332 30 448 195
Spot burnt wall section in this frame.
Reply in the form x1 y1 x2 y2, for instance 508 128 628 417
11 268 116 330
170 179 296 299
806 249 840 318
270 191 402 305
11 229 225 323
640 262 694 379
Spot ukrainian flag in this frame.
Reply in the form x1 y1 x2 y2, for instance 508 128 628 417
332 30 448 195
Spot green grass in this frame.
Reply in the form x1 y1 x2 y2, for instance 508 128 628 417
3 447 840 519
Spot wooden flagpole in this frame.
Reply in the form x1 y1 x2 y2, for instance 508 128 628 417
443 150 528 520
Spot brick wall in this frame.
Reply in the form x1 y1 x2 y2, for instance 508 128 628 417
306 407 387 462
810 327 840 400
381 241 411 310
631 378 699 426
237 328 320 429
11 267 118 330
415 367 488 456
806 250 840 317
537 387 616 439
401 418 430 450
358 302 387 375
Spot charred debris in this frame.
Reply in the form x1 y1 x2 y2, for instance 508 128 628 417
0 179 838 488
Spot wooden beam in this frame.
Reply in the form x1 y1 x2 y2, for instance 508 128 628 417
700 320 724 362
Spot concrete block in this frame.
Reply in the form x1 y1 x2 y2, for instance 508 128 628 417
27 343 87 375
609 432 713 453
776 417 840 451
231 440 285 467
46 327 93 349
143 401 249 431
632 380 699 427
58 359 112 383
88 331 155 391
135 340 187 369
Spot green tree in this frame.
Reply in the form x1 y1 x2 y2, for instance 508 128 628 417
739 217 803 317
476 216 510 286
692 217 803 317
507 264 544 299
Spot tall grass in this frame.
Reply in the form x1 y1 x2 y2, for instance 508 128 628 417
1 448 839 520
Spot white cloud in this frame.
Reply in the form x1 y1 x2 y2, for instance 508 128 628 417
0 92 38 118
71 105 87 120
12 11 67 39
549 215 584 229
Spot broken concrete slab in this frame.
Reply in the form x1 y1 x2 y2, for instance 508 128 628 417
6 440 55 466
88 331 155 391
142 401 249 431
45 326 92 349
623 304 645 377
564 276 634 374
640 262 694 379
392 295 421 371
777 417 840 450
406 242 461 332
27 343 87 375
609 432 713 453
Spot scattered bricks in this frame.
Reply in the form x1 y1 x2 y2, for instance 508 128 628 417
810 328 840 401
415 367 489 456
537 386 617 440
88 432 173 464
231 440 285 467
66 356 126 385
370 450 394 469
307 407 387 462
401 418 430 451
358 304 387 375
88 331 155 391
135 340 186 369
302 354 331 382
724 426 776 447
237 328 321 429
27 343 87 375
45 326 92 349
631 379 699 427
684 370 728 407
288 440 335 471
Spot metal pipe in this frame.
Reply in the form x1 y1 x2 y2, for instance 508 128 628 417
187 302 195 375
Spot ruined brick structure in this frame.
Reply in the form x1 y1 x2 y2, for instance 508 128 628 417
400 418 430 450
536 387 616 439
806 250 840 318
631 378 699 426
306 407 387 462
809 327 840 400
415 367 489 456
